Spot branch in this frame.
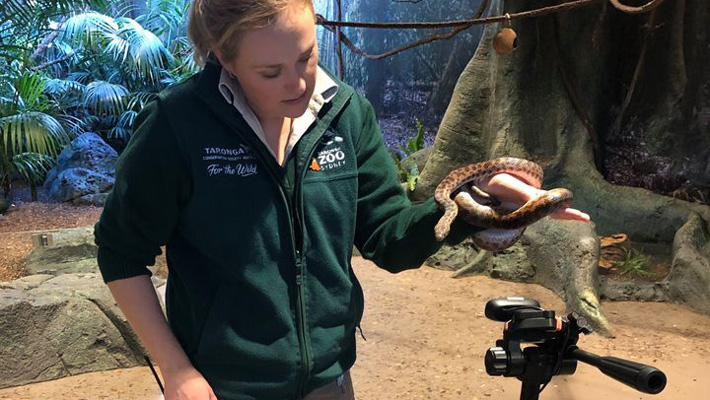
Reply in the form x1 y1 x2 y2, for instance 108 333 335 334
29 51 75 71
609 0 669 14
322 24 469 60
30 17 67 62
318 0 489 60
315 0 608 30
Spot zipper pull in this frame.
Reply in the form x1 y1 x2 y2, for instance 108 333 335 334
295 251 303 286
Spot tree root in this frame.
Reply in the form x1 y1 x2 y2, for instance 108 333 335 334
451 249 492 278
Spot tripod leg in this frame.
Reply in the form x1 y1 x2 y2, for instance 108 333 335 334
520 379 542 400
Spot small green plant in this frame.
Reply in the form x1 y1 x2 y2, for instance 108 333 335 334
616 249 650 277
392 117 427 191
399 117 426 157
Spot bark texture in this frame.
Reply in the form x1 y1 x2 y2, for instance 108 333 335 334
415 0 710 331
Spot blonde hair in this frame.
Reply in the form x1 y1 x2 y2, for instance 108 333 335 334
188 0 315 66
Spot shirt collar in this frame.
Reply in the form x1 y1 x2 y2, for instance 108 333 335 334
216 65 339 166
218 65 339 112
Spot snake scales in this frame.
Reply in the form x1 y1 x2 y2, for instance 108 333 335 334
434 157 572 251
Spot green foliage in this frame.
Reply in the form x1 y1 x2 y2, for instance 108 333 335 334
0 70 71 196
0 0 198 194
392 117 428 192
11 152 56 186
616 249 650 278
399 117 426 156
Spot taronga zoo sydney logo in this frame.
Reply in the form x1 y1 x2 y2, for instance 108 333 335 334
310 129 346 171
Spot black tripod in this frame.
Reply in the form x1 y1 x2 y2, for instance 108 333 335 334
483 297 667 400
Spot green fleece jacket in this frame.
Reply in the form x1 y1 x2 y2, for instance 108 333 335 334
94 61 482 400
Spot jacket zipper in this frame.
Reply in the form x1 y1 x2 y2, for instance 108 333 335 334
294 252 310 398
293 98 352 397
219 90 351 399
293 136 329 398
227 131 308 398
262 164 310 399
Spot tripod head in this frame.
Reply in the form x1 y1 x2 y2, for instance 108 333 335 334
484 297 667 400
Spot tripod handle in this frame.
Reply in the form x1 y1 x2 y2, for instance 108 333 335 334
570 347 667 394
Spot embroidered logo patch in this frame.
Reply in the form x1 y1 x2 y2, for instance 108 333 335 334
313 129 347 171
202 145 258 177
309 158 322 171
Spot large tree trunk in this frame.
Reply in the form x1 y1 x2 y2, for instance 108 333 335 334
414 0 710 333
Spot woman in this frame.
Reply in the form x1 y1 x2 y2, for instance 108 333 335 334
94 1 590 399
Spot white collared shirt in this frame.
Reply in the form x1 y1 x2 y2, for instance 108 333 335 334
218 66 339 166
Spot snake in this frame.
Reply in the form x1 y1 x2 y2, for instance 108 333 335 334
434 157 573 251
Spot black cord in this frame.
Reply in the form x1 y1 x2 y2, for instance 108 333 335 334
145 355 165 394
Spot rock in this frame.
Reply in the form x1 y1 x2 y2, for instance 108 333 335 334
521 219 612 336
47 167 115 203
433 238 535 282
601 280 669 302
0 223 171 388
667 212 710 314
24 226 162 277
429 219 613 336
73 192 110 206
0 273 163 388
24 227 99 276
45 133 118 182
44 133 118 204
0 274 54 290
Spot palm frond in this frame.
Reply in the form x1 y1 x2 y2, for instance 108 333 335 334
82 80 129 115
137 0 189 38
44 78 86 96
67 70 94 84
11 152 56 185
108 17 173 84
56 113 86 135
61 11 119 46
126 91 157 111
108 109 137 139
0 111 70 157
15 71 46 109
117 109 137 129
1 0 36 29
82 114 100 130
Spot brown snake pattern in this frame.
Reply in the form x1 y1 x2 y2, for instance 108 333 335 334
434 157 573 251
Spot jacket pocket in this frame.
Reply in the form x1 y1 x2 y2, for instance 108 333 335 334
194 282 226 356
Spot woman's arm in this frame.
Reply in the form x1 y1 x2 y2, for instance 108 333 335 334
351 97 484 271
107 275 218 400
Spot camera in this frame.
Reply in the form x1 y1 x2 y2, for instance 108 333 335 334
484 297 667 400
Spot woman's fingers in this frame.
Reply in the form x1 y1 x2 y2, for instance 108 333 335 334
480 172 591 222
549 207 591 222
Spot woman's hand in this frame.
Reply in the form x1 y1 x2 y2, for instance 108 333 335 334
477 173 591 222
162 366 219 400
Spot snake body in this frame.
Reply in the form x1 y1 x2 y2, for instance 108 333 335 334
434 157 572 251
